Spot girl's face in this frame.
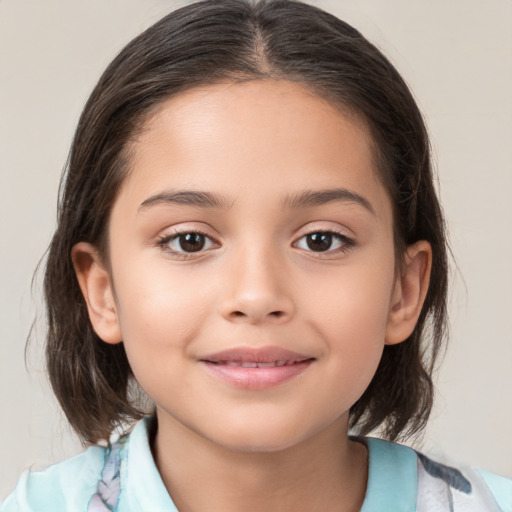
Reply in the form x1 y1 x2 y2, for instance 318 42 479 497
77 80 429 453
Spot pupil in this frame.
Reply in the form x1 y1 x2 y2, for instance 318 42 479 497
307 232 332 252
180 233 205 252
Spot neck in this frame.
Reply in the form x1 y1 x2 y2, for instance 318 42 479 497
152 414 368 512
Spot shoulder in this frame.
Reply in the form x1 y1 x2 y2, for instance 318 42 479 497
362 437 511 512
0 443 109 512
416 449 511 512
476 468 512 512
0 418 164 512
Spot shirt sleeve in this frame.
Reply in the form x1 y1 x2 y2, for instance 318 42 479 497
476 468 512 512
0 446 106 512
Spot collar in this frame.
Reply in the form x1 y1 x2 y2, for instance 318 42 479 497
121 416 177 511
121 418 418 511
360 437 418 511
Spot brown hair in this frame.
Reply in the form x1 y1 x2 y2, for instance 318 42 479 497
44 0 448 445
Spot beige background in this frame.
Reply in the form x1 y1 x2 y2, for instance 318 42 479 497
1 0 511 498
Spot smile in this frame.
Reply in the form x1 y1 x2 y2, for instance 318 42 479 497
200 346 315 390
209 360 308 368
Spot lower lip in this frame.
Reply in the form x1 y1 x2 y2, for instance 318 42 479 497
202 361 313 390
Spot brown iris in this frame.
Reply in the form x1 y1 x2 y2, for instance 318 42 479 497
306 232 333 252
178 233 206 252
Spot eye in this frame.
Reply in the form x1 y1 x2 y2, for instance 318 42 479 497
158 231 218 255
294 231 353 253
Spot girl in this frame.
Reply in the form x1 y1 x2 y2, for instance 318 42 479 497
1 0 510 510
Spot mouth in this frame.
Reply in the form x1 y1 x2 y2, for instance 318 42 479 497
207 360 309 368
200 346 315 390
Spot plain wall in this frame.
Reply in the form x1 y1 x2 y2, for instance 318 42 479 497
1 0 511 498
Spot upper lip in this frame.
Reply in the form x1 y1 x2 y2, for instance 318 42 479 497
200 346 314 364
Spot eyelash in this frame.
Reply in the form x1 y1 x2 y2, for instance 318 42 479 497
294 231 355 255
156 229 219 259
156 229 355 259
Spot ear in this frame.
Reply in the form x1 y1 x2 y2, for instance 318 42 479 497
385 240 432 345
71 242 123 345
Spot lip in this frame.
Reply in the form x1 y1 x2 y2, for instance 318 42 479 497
200 346 315 390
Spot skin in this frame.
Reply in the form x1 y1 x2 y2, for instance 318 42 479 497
73 80 431 512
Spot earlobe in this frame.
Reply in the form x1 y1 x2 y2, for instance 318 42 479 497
385 240 432 345
71 242 123 345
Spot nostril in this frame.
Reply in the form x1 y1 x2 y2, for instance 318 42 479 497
229 310 284 320
223 305 292 324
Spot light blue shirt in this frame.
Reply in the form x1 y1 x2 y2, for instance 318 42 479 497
2 417 510 511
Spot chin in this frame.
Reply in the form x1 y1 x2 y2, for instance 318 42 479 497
217 434 304 454
205 419 315 455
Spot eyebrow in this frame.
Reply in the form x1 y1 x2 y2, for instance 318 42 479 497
138 187 375 215
284 188 375 215
139 190 233 211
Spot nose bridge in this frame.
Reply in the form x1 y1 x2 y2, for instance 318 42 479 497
220 238 294 324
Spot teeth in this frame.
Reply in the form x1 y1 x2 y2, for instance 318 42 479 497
213 360 305 368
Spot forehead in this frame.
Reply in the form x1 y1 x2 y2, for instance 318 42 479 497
116 80 391 221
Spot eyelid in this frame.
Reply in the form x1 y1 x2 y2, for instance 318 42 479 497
293 231 353 248
292 224 356 255
154 222 355 259
156 222 219 241
156 224 221 258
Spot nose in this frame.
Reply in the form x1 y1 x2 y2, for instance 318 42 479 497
219 247 295 325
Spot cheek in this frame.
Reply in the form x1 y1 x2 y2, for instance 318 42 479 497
301 257 395 397
303 258 395 339
111 259 214 371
